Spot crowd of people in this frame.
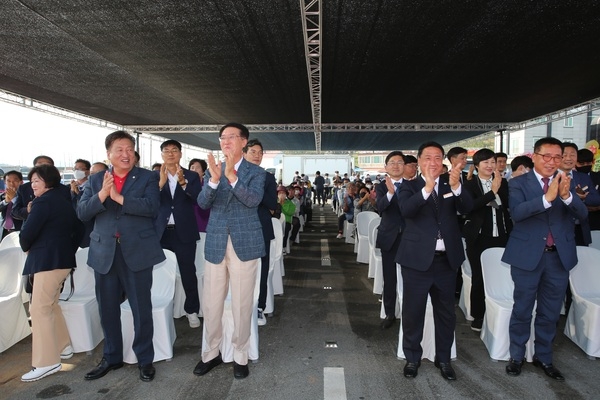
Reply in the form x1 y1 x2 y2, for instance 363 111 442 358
2 127 599 384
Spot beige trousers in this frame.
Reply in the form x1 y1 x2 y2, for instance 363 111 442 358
30 268 71 367
202 236 258 365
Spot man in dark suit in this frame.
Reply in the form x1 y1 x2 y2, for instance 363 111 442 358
396 141 473 381
193 123 265 380
155 139 202 328
375 150 406 330
78 131 165 382
1 170 23 238
70 159 93 247
243 139 277 326
12 155 70 222
576 148 600 230
462 149 512 332
502 137 587 381
314 171 325 206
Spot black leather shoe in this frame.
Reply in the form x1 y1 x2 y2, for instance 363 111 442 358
532 357 564 381
505 358 524 376
233 362 249 379
380 316 396 330
193 354 223 376
403 361 421 378
84 358 124 380
139 363 155 382
434 359 456 380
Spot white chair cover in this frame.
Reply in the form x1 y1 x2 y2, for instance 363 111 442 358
343 220 355 244
367 217 381 279
201 262 261 363
121 249 177 364
590 230 600 251
58 248 103 353
173 233 206 318
0 231 20 250
279 215 286 277
397 263 457 361
356 211 379 264
0 247 30 352
564 246 600 358
480 248 535 362
267 218 284 311
458 238 474 321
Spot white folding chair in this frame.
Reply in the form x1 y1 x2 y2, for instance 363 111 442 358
458 239 474 321
0 247 30 353
0 231 20 250
397 263 457 361
356 211 379 264
564 246 600 358
480 248 535 362
367 217 381 279
121 249 177 364
59 248 104 354
202 261 261 363
173 233 206 318
267 218 284 311
343 220 355 244
590 230 600 251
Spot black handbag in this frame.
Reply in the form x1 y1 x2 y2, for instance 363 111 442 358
24 269 75 301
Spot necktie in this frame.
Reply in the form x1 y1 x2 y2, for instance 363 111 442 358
4 202 14 230
394 182 401 191
541 177 555 247
430 186 442 239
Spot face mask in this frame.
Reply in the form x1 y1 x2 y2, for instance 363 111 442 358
74 170 87 180
576 165 592 174
366 184 372 189
295 191 300 195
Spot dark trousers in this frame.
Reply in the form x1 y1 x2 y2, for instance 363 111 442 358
466 235 507 320
283 219 300 246
324 187 331 199
401 254 456 363
95 243 154 365
258 240 271 310
161 229 199 314
316 188 325 205
509 251 569 364
382 235 401 317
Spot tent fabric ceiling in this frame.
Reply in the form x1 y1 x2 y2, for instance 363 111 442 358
1 0 600 151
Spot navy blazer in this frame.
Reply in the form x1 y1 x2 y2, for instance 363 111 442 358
501 171 588 271
375 179 405 252
197 158 266 264
258 171 277 243
396 174 473 271
570 170 600 245
77 167 165 274
20 188 83 275
154 168 201 243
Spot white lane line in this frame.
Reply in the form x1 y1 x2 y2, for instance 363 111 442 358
321 238 331 266
324 367 347 400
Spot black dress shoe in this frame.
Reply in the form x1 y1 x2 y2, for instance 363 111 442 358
532 357 564 381
193 354 223 376
233 362 249 379
84 358 124 380
139 363 155 382
403 361 421 378
380 316 396 330
505 358 524 376
434 359 456 380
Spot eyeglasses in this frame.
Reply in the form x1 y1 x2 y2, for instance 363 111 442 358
387 161 405 166
534 153 563 163
219 135 241 142
247 149 264 156
161 149 180 154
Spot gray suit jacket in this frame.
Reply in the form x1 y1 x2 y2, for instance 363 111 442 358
77 167 165 274
197 158 265 264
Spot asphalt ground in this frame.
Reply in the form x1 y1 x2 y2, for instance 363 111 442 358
1 204 599 399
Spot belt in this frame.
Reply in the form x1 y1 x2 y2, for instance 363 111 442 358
434 250 447 256
544 245 556 252
166 224 176 230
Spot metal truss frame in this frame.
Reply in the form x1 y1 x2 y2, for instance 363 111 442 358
300 0 322 152
506 97 600 131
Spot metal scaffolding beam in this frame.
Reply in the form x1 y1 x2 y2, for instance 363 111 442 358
300 0 322 153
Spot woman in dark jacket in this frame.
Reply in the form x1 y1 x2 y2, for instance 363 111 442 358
462 148 513 332
20 164 83 382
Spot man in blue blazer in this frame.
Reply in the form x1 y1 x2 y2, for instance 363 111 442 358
396 141 473 381
193 123 265 380
155 139 202 328
502 137 588 381
375 150 406 330
78 131 165 382
243 139 277 326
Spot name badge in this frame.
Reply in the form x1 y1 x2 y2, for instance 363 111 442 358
443 192 453 199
